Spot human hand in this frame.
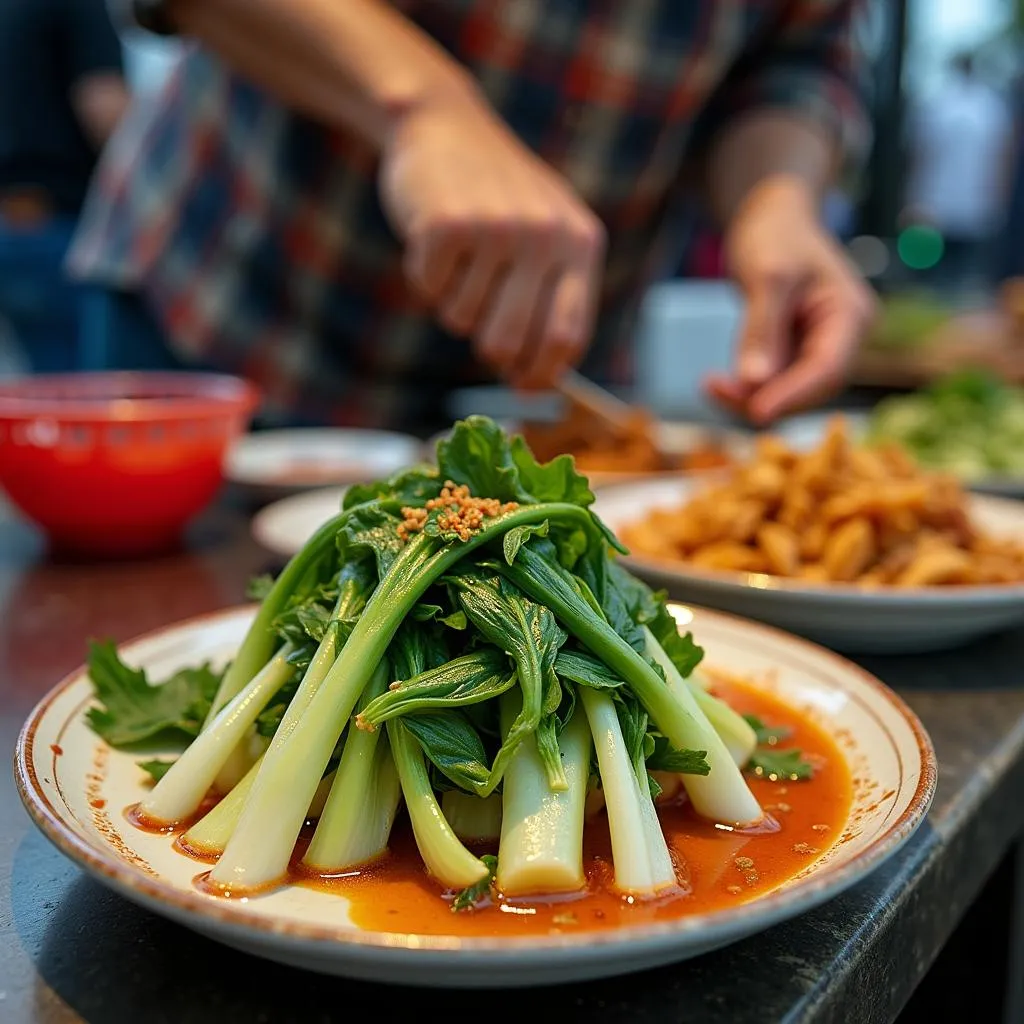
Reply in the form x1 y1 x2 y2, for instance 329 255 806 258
706 176 876 424
379 94 605 388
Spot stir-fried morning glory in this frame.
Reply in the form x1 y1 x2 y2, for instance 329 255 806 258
87 416 790 907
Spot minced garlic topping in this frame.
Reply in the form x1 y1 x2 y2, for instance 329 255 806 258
397 481 519 542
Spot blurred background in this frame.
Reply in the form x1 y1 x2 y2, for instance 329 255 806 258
6 0 1024 423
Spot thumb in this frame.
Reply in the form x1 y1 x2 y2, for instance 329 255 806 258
735 271 798 387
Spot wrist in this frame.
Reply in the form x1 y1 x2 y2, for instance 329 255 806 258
725 173 820 235
366 59 488 151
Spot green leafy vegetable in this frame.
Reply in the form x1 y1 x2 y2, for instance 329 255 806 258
747 748 814 782
138 759 176 783
646 735 711 776
554 649 625 690
86 641 224 746
358 649 515 726
451 854 498 911
402 711 493 798
743 713 794 747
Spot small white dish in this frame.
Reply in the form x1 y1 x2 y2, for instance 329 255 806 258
595 475 1024 654
15 604 934 987
251 487 348 557
225 429 422 498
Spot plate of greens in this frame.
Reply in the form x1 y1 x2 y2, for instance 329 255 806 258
15 417 935 987
776 372 1024 497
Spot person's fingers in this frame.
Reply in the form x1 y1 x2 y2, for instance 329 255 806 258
476 260 548 376
438 250 510 336
515 225 603 388
403 216 474 303
704 374 755 415
747 283 873 423
734 267 799 387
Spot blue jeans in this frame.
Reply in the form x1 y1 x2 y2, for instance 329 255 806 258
0 217 81 373
78 286 187 372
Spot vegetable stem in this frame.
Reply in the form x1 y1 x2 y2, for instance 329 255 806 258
580 687 677 895
303 661 401 871
212 504 590 890
140 646 295 824
496 691 590 897
389 720 488 888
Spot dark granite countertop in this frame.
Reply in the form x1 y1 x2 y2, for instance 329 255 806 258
2 499 1023 1024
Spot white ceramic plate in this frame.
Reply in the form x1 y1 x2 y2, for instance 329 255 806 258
595 475 1024 654
773 410 1024 498
225 429 422 497
251 487 348 557
15 604 935 987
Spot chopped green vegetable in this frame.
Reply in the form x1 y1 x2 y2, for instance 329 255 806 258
748 748 814 782
866 369 1024 480
138 759 175 783
86 641 223 746
743 713 794 747
86 415 776 904
451 854 498 911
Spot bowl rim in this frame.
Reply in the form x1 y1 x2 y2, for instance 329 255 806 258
0 371 261 422
14 602 937 956
595 474 1024 604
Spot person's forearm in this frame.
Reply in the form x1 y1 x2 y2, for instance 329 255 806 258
168 0 483 148
705 111 836 229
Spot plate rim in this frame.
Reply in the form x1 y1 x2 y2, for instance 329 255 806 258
595 474 1024 605
14 603 936 957
251 486 349 556
225 427 424 486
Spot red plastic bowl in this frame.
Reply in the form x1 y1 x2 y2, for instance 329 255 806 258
0 372 260 558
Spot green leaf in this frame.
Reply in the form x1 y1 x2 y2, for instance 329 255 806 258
509 434 594 507
575 552 645 654
615 694 649 781
359 650 516 726
743 714 794 747
554 649 625 690
343 464 442 509
85 641 224 747
255 675 302 738
402 711 492 794
748 748 814 782
137 758 175 783
606 560 704 678
389 620 451 683
336 501 407 578
503 520 550 566
646 735 711 776
246 574 275 600
447 568 567 792
411 604 468 631
435 415 594 506
451 854 498 911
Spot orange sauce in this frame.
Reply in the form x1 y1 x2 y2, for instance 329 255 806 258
124 794 220 836
298 680 851 936
146 680 851 936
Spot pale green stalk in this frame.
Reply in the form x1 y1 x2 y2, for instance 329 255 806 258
389 720 488 888
303 662 400 870
580 687 675 895
442 791 502 843
140 646 295 824
496 692 590 897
